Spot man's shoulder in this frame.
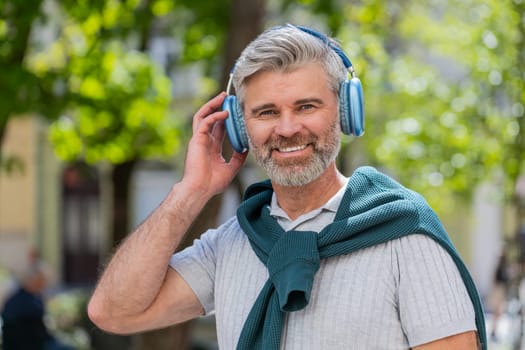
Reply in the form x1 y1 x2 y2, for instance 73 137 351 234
204 216 247 246
351 166 412 195
218 215 243 234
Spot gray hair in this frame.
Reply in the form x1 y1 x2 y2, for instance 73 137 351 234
231 24 348 108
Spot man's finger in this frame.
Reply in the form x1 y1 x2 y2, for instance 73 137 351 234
192 92 227 133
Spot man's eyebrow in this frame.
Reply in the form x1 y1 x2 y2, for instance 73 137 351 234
294 98 324 106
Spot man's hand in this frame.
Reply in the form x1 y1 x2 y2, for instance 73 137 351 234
181 92 248 198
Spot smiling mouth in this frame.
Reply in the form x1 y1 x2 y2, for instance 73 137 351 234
275 144 309 153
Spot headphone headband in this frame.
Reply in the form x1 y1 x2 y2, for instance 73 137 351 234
293 25 354 69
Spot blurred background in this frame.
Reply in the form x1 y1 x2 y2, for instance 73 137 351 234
0 0 523 349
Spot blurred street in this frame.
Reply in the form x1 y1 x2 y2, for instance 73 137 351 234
486 296 525 350
487 315 518 349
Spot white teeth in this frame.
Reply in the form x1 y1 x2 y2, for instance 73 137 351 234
279 145 307 153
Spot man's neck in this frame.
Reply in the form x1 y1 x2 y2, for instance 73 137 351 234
271 164 346 221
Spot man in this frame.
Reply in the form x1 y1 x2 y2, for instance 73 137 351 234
88 24 486 349
2 260 73 350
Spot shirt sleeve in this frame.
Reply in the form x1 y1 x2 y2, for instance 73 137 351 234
169 219 237 315
395 234 477 347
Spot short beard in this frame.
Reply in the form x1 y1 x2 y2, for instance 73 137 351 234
249 120 341 187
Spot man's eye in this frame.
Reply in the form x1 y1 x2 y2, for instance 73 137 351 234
259 110 277 117
299 104 315 111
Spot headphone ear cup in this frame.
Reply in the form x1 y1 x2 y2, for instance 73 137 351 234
339 77 365 136
222 95 249 153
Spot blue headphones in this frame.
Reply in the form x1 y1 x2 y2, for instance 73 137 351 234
222 25 365 153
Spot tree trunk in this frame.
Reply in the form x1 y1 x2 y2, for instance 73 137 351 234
111 160 137 246
220 0 267 89
0 0 43 164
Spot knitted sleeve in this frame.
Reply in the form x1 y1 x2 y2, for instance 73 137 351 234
168 217 239 314
395 234 477 347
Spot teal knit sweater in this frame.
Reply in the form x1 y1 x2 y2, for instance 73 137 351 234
235 166 486 350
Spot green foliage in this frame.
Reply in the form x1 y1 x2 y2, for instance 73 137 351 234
2 0 524 211
26 9 178 163
46 289 91 350
1 0 204 166
0 0 49 121
0 0 239 167
279 0 346 33
330 0 524 211
175 0 230 68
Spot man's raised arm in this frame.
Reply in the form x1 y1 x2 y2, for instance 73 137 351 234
87 92 247 334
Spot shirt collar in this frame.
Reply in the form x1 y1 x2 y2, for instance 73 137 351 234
269 178 349 224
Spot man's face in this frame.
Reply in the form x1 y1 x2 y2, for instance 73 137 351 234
243 62 341 187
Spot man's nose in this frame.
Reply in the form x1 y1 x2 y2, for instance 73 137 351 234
274 112 302 137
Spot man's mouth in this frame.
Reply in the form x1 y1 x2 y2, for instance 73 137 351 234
276 144 309 153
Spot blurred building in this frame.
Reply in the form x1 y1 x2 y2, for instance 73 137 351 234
0 116 107 289
0 116 238 292
1 117 60 285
